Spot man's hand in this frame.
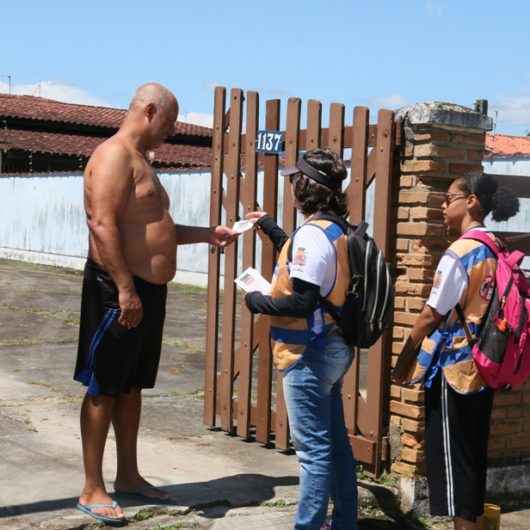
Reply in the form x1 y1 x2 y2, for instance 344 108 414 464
209 225 238 247
118 287 143 329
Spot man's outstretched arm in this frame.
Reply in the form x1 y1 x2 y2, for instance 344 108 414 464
175 224 238 246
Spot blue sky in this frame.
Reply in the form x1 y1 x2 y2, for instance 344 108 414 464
1 1 529 134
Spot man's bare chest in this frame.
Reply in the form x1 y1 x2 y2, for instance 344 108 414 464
126 167 170 218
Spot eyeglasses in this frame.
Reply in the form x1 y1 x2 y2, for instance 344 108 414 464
443 193 468 206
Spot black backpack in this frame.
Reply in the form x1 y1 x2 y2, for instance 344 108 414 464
290 212 394 348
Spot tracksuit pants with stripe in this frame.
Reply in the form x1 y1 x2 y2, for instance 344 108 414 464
425 372 493 522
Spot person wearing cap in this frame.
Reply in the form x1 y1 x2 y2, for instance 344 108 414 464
245 148 358 530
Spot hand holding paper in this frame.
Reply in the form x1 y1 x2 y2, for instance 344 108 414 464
234 267 271 295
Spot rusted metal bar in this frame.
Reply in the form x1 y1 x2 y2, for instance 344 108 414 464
236 91 259 439
219 88 243 433
203 87 225 427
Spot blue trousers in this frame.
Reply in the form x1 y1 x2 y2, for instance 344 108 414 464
283 333 358 530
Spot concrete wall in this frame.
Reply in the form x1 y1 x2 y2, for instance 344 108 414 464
0 170 214 286
0 168 377 286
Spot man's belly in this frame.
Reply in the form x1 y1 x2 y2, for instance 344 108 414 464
121 217 177 285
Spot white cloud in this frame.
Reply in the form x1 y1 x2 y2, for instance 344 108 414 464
370 94 408 110
179 112 213 128
0 80 109 107
490 96 530 127
425 0 446 17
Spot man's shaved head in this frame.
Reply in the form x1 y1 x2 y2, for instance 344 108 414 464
130 83 178 115
126 82 179 148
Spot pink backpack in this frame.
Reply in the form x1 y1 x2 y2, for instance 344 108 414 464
455 230 530 390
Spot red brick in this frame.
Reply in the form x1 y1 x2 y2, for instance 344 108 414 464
410 206 443 222
407 297 426 311
394 298 406 311
397 253 433 267
401 160 446 174
390 400 425 420
391 461 419 477
466 148 484 161
506 433 530 450
394 312 418 326
448 162 483 175
415 144 467 160
408 268 434 282
402 433 424 449
400 447 425 464
398 190 430 205
401 417 425 434
397 207 409 220
413 130 451 143
494 391 523 407
403 388 425 403
390 384 402 399
397 222 444 237
396 238 409 252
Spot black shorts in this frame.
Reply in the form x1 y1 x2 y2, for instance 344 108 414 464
425 372 493 522
74 259 167 396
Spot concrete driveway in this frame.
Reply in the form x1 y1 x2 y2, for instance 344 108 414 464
1 259 528 529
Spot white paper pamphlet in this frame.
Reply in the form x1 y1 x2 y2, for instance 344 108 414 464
234 267 272 295
232 219 255 234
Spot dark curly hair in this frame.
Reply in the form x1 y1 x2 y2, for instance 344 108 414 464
293 148 348 217
455 174 519 222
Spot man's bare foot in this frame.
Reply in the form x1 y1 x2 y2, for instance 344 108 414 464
79 487 124 519
114 475 170 500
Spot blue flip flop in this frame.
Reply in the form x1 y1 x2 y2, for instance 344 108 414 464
77 500 127 526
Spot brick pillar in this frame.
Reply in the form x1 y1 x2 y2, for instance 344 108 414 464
389 102 492 513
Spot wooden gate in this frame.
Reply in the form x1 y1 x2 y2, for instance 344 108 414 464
203 86 400 476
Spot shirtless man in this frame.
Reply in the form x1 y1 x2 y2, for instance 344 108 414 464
74 83 236 525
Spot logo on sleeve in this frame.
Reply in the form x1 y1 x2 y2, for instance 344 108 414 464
433 271 443 290
479 276 495 301
293 247 306 267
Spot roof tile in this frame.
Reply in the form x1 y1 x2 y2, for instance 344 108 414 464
0 93 212 138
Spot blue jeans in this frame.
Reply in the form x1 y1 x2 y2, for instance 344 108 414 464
283 333 358 530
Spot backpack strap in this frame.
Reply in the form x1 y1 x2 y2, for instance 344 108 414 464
460 229 500 257
454 303 478 347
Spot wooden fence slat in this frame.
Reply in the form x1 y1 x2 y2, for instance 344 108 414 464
306 100 322 149
219 88 243 433
273 97 301 451
255 99 280 444
342 106 369 437
328 103 345 157
203 87 226 427
366 109 395 476
236 91 259 439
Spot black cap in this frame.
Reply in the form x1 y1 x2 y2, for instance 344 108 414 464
281 157 342 190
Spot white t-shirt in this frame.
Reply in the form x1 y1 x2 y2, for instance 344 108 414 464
427 227 487 315
289 224 336 297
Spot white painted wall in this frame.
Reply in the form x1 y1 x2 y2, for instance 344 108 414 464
0 170 215 285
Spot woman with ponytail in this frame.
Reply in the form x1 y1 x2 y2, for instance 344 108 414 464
393 174 519 530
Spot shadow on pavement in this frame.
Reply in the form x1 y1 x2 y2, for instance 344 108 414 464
0 473 298 520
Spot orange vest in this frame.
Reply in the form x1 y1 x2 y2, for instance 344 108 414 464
270 218 351 370
409 235 497 394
